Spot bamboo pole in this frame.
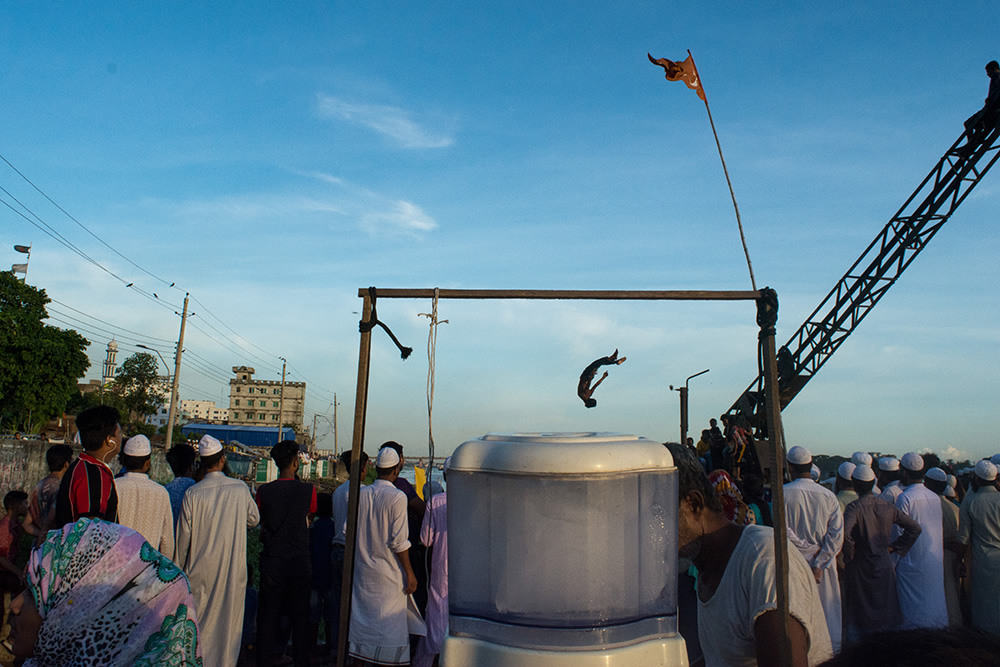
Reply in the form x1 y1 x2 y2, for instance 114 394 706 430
356 287 760 301
335 292 374 667
760 295 792 667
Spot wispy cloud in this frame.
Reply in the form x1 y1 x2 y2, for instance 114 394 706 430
315 95 454 149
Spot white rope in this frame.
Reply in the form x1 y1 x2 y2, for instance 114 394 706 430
418 289 447 499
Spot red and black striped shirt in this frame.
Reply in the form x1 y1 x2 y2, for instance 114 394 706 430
54 453 119 528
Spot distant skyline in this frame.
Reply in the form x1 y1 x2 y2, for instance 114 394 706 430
2 3 998 461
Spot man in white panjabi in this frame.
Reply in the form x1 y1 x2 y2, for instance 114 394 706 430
894 452 948 629
852 452 880 494
349 446 418 666
957 460 1000 635
879 457 904 504
925 466 962 626
176 434 260 667
115 434 174 558
784 445 844 652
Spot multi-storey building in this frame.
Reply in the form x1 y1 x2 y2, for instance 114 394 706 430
228 366 305 431
179 400 229 423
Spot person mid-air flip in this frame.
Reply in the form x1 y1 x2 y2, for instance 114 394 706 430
577 349 626 408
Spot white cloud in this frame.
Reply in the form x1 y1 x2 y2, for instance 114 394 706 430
315 95 454 149
927 446 970 463
361 200 437 237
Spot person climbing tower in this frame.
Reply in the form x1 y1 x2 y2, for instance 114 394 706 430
960 60 1000 153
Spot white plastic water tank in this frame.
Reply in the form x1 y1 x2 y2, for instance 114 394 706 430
442 432 687 667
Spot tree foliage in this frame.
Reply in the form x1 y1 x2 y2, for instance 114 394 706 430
0 271 90 432
110 352 165 423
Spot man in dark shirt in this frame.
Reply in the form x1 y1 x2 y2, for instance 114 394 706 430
54 405 121 528
0 490 28 630
962 60 1000 151
255 440 317 667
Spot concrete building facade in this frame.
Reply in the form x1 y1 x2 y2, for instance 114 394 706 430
228 366 305 431
179 400 228 423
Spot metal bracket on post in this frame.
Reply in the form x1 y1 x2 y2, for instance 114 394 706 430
757 287 792 667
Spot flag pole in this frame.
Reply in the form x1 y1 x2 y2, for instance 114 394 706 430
689 50 757 291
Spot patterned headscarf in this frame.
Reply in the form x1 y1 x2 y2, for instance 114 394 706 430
708 470 756 526
25 518 202 666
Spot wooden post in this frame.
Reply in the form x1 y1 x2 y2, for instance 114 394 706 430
758 289 792 667
335 292 374 667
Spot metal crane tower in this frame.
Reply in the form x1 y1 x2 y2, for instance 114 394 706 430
731 123 1000 437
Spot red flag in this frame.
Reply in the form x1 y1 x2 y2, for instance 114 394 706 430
648 53 705 101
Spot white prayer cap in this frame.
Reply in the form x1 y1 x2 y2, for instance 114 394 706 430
376 447 400 468
878 456 900 472
198 434 223 457
787 446 812 465
947 474 958 489
974 460 998 481
851 451 873 467
443 456 452 470
991 453 1000 466
852 465 876 482
900 452 924 472
838 462 857 481
945 486 957 498
810 464 820 481
123 434 151 457
926 467 948 483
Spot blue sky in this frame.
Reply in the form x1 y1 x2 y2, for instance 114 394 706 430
2 2 998 461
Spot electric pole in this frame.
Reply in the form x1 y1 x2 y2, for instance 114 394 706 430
165 294 190 448
277 357 287 445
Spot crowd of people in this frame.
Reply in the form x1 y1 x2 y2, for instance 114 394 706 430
676 420 1000 666
0 405 450 667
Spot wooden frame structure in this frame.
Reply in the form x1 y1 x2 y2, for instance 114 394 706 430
336 287 793 667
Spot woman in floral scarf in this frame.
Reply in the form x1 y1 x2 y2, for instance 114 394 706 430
8 518 202 665
708 469 756 526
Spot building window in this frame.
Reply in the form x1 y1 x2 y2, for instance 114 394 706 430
246 412 254 419
247 400 254 407
248 387 254 394
272 401 279 408
234 399 240 406
271 414 278 421
258 413 266 420
274 388 280 395
236 387 241 393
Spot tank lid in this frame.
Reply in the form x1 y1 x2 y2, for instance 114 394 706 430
448 432 673 474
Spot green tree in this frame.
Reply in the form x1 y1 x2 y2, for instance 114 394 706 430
0 271 90 432
110 352 165 424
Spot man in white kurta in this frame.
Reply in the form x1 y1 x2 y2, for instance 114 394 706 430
784 445 844 652
879 457 904 504
957 460 1000 635
349 447 417 666
894 452 948 629
176 435 260 667
116 434 174 558
414 481 448 667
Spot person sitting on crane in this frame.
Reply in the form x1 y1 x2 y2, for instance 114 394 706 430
961 60 1000 153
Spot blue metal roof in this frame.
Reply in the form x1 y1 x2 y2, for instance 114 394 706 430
180 423 295 448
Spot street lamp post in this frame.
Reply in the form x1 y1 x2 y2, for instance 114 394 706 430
277 357 287 445
669 368 710 448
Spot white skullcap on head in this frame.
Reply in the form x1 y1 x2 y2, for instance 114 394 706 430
852 451 873 467
810 464 820 481
926 467 948 482
878 457 900 472
838 461 857 480
852 464 876 482
900 452 924 472
945 486 957 498
991 453 1000 466
947 474 957 488
787 446 812 465
198 434 223 457
975 460 998 481
123 434 151 457
376 447 400 468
